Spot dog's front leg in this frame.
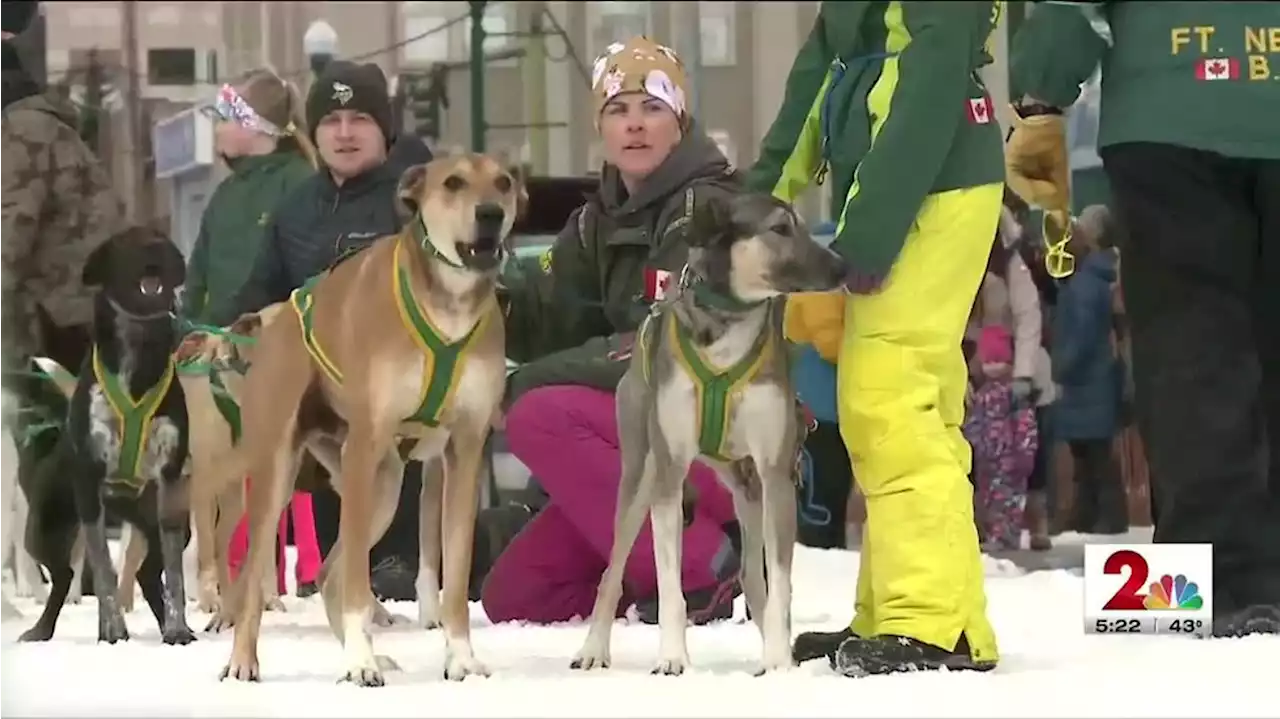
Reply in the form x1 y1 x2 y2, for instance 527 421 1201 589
649 451 695 676
156 465 197 645
439 426 490 681
415 457 443 630
755 457 799 674
190 472 222 613
728 465 767 637
333 423 394 687
74 487 129 643
11 489 48 602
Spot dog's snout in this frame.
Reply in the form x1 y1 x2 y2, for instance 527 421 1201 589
139 271 164 297
475 203 505 230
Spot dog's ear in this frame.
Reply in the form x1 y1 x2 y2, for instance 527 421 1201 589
397 163 429 219
508 163 530 221
81 239 113 287
689 194 733 248
158 239 186 288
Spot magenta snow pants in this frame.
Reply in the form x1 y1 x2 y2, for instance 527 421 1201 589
481 385 738 624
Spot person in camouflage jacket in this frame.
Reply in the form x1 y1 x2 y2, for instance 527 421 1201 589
2 1 124 374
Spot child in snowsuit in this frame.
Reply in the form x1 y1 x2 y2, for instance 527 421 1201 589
964 326 1039 552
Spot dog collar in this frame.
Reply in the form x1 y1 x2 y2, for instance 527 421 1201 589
691 283 765 313
411 213 504 270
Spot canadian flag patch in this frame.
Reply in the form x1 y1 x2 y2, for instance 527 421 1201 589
965 96 994 124
643 268 673 301
1195 57 1240 81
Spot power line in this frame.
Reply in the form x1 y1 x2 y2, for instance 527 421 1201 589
45 8 483 87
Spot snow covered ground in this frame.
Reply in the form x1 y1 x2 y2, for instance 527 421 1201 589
3 535 1276 718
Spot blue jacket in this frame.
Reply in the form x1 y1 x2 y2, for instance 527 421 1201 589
1051 249 1121 441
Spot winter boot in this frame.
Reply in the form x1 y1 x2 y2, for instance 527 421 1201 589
793 626 858 664
636 521 741 626
832 632 997 677
1027 490 1053 551
1213 604 1280 638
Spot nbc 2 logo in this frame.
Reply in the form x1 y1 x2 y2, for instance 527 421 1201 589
1083 543 1214 638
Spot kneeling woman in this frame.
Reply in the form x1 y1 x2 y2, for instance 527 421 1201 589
480 37 829 625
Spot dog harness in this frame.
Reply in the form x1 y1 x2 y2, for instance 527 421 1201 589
208 373 241 442
391 237 492 426
91 346 176 496
638 303 776 462
288 237 490 427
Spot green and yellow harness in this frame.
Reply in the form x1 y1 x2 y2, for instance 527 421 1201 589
289 231 490 427
636 300 777 462
91 346 176 496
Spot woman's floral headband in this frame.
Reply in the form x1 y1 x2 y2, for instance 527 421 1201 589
203 83 295 136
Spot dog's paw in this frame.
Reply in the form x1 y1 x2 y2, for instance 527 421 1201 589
650 657 687 676
339 667 385 688
97 616 130 644
196 595 221 614
569 651 611 671
417 601 441 630
18 624 53 642
752 657 796 677
370 603 410 628
219 656 260 683
163 625 197 646
442 654 490 682
265 597 287 612
204 612 235 633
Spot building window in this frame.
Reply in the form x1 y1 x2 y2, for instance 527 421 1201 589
402 1 452 65
588 1 651 56
147 48 197 86
699 1 736 67
463 1 517 64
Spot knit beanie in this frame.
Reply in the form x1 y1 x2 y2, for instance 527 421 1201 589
590 36 689 127
2 0 38 36
977 325 1013 366
305 61 393 147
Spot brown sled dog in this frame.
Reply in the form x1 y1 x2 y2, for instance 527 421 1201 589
217 154 517 687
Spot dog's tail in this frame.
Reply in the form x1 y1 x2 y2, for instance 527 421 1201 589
32 357 77 399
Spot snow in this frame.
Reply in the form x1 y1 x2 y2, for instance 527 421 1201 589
3 537 1276 719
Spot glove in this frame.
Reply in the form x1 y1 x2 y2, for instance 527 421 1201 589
1004 108 1071 215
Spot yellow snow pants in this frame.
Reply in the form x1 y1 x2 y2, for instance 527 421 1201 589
838 182 1003 665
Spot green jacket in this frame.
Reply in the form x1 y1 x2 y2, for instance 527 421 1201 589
502 128 739 404
745 1 1006 282
1011 1 1280 160
182 151 314 326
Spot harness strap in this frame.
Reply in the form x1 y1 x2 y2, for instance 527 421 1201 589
668 304 775 462
392 239 491 427
209 372 241 443
91 346 176 495
290 275 344 384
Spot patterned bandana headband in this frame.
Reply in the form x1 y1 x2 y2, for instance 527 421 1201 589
591 36 689 122
203 83 294 137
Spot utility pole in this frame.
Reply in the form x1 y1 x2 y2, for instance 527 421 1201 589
385 1 400 88
522 3 549 175
468 0 487 152
121 0 149 222
674 3 704 120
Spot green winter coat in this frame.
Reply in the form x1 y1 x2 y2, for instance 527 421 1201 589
745 1 1006 282
1011 1 1280 160
182 151 314 326
501 127 739 405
